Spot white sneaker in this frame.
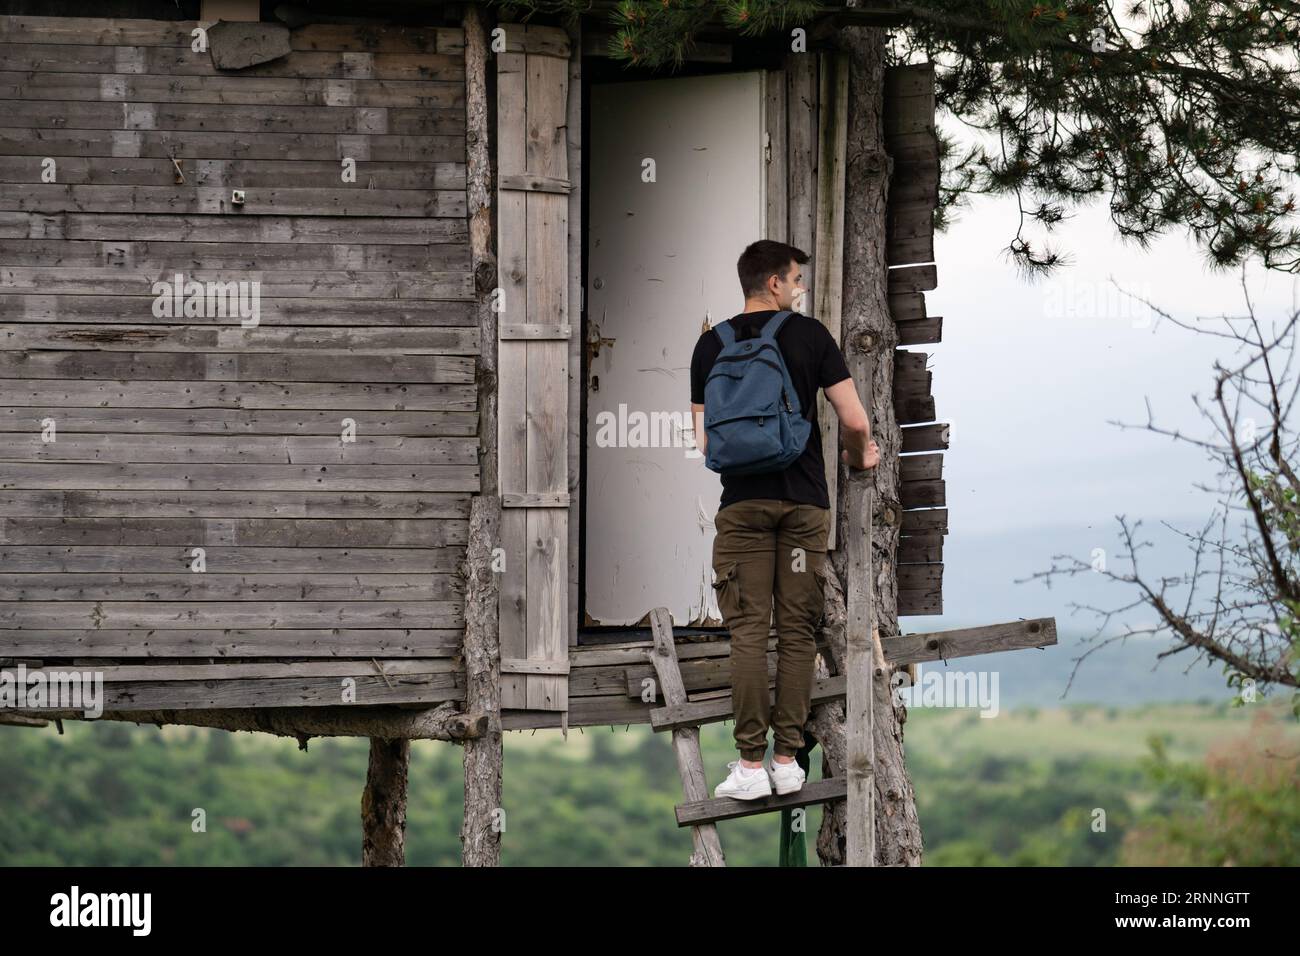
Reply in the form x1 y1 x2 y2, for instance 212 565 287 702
714 759 773 800
767 757 806 795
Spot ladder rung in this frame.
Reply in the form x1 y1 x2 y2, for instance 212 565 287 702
675 777 848 826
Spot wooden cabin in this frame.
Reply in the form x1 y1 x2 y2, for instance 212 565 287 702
0 1 1054 755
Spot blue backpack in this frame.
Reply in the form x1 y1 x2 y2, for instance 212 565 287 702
702 310 812 476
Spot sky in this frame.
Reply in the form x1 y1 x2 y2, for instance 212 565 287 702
918 180 1300 670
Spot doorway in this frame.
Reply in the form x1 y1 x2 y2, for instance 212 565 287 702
581 70 769 628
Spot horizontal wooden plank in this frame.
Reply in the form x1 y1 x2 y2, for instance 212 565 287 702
896 316 942 346
500 25 570 58
898 533 943 563
17 658 460 681
888 231 935 267
1 99 463 136
887 618 1057 666
676 778 846 827
2 380 476 410
0 269 474 300
3 295 475 326
900 508 946 535
0 44 467 83
898 564 942 594
0 71 465 109
895 394 936 425
0 185 466 218
900 478 945 509
0 212 468 245
0 490 471 518
0 628 462 657
0 545 463 573
0 17 462 55
0 351 475 383
92 673 463 710
0 408 477 436
900 422 949 453
498 323 571 339
500 492 570 508
0 326 478 354
885 131 939 167
0 237 470 270
887 292 926 322
0 517 469 547
0 601 462 629
890 168 940 206
0 463 480 492
0 127 464 163
898 453 942 484
888 201 935 242
500 657 570 675
498 173 570 194
887 263 937 294
0 573 459 601
898 590 942 616
504 693 648 728
893 350 932 402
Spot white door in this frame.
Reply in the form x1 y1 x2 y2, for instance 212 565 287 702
584 71 767 627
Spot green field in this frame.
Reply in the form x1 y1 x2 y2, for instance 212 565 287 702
1 699 1295 866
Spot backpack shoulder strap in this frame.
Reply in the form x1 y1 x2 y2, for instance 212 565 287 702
713 318 737 347
758 309 794 340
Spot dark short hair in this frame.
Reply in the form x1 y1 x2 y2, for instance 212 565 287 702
737 240 809 297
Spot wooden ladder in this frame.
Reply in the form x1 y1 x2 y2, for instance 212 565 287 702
647 606 849 867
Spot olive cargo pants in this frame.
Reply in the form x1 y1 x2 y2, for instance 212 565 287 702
711 499 831 762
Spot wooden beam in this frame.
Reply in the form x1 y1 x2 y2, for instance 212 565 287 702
12 703 488 741
501 491 570 507
885 618 1057 665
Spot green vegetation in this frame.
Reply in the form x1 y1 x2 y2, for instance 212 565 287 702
0 700 1294 866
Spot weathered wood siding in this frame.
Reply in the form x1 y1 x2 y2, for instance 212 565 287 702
495 23 573 712
0 15 479 708
884 62 945 616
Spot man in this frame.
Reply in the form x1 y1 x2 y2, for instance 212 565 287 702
690 239 879 800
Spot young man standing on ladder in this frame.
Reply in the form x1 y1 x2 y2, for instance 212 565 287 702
690 239 879 800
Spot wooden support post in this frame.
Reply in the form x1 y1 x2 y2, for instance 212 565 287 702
362 737 409 867
461 2 504 869
844 485 874 867
835 18 891 867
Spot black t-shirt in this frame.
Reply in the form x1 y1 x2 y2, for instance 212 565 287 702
690 310 852 512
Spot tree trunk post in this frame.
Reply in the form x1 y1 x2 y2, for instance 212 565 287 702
361 737 409 866
460 1 504 868
816 15 924 866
